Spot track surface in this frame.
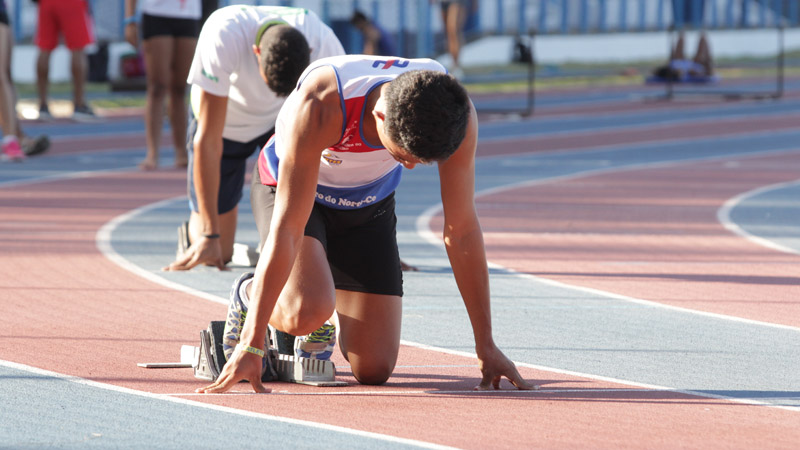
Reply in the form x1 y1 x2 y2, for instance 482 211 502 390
1 79 799 449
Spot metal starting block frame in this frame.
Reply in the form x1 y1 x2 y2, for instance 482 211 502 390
272 352 346 387
177 321 346 387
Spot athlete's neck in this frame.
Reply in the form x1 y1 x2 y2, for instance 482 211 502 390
362 83 387 148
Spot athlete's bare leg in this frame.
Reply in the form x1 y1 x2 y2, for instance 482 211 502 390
266 236 337 335
335 290 402 385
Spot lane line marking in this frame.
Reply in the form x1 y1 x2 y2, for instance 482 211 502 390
95 196 228 306
717 178 800 256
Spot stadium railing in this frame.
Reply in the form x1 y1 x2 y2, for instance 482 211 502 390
7 1 798 111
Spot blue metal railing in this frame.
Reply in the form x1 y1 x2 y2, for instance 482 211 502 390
7 0 800 58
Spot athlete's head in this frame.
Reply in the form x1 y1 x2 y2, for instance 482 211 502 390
382 70 470 162
255 24 310 97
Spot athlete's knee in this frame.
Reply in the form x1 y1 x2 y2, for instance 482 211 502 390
170 81 188 98
351 359 395 386
147 78 169 97
273 297 335 336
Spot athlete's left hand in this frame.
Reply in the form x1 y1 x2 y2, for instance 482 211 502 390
475 344 538 390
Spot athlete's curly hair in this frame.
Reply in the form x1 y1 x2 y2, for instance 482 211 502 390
258 25 310 97
383 70 470 162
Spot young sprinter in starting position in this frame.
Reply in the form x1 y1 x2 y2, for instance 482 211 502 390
198 55 534 392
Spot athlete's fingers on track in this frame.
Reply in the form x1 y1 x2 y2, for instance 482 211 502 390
475 372 499 390
507 368 538 390
198 377 237 394
211 257 228 271
161 251 195 271
475 368 538 391
249 376 268 394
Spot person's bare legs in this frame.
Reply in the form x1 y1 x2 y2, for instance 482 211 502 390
140 35 174 170
70 49 88 110
0 24 18 138
671 31 686 61
442 2 467 72
36 50 51 112
188 207 238 264
693 32 713 76
168 36 196 168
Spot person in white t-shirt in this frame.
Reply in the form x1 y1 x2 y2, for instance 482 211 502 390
124 0 202 171
164 5 344 271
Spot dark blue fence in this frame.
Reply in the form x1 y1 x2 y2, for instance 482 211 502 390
7 1 800 58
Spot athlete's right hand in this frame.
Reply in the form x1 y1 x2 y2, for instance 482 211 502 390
163 237 228 271
196 346 269 394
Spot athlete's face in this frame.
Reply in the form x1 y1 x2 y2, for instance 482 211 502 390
372 99 424 170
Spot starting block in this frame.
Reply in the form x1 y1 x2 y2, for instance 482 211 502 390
165 321 346 387
273 352 346 387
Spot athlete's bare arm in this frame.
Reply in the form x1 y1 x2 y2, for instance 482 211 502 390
437 102 535 390
197 67 342 393
164 89 229 271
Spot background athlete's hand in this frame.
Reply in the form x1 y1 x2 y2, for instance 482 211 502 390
196 346 269 394
163 237 228 271
475 344 538 391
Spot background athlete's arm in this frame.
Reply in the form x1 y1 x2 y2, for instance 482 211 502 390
165 89 228 271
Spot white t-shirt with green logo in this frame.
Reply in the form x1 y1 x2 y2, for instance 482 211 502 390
187 5 345 142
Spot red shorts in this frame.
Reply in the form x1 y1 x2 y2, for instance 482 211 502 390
35 0 95 51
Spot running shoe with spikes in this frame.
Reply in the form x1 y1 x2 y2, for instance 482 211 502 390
294 322 336 360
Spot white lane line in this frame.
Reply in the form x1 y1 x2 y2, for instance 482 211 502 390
0 360 459 450
717 178 800 256
95 196 228 306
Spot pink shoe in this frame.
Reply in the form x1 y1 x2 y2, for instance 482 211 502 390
2 138 25 162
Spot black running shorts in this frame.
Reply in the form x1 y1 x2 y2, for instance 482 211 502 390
186 109 273 214
141 13 200 40
250 164 403 297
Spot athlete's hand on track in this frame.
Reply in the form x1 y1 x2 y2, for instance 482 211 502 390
475 345 538 391
162 237 228 271
196 347 270 394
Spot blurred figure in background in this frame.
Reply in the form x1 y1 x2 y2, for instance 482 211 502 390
201 0 218 26
0 0 22 161
653 31 714 81
34 0 96 121
437 0 469 79
656 1 713 81
349 10 396 56
0 0 49 161
125 0 201 171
